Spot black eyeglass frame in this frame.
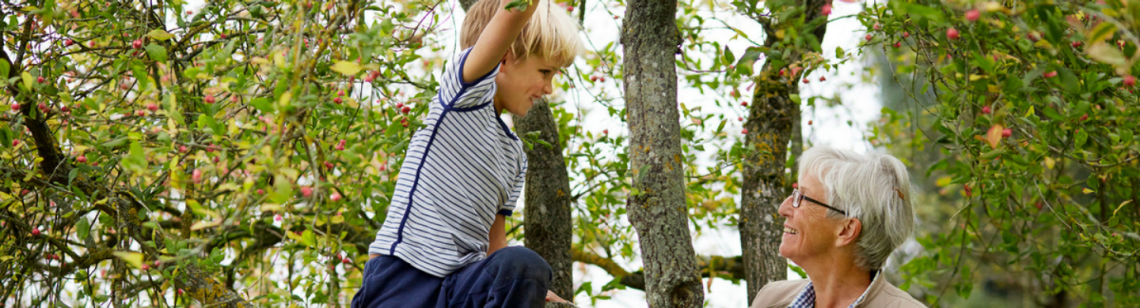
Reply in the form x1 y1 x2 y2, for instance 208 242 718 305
792 188 848 216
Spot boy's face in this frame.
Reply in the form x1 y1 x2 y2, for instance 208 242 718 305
494 53 560 117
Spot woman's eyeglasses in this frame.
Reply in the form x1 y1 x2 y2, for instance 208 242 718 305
791 188 847 216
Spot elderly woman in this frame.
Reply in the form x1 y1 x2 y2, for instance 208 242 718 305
750 147 926 308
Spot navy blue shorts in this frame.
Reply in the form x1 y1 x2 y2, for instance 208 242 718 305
350 246 552 308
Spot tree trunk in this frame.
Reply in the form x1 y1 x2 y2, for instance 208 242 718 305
622 1 704 307
739 0 830 303
513 101 574 301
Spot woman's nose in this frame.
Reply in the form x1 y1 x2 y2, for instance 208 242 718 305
777 195 793 218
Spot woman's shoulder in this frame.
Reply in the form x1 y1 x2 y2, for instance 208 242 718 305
749 279 809 308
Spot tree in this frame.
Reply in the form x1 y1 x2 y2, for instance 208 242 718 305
621 0 705 306
862 0 1140 306
733 0 832 302
2 0 440 306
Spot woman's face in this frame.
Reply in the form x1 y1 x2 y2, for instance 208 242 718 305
778 174 843 264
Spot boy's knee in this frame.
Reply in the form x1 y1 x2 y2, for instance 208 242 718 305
489 246 551 280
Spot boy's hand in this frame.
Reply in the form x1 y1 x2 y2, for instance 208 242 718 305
545 290 568 303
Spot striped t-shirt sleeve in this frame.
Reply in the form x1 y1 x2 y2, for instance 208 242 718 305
441 48 500 110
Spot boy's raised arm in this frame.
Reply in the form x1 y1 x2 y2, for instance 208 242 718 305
461 0 539 83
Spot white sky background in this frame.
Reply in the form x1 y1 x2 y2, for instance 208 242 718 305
426 0 886 307
124 0 884 306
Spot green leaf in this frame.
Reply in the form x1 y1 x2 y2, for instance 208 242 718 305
112 251 145 268
121 140 148 172
145 44 168 62
146 29 176 41
1088 22 1117 45
1075 129 1088 147
0 60 8 81
331 61 363 76
21 72 33 91
77 217 91 240
1087 43 1126 66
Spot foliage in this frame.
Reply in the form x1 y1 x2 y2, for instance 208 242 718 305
864 0 1140 306
1 0 446 305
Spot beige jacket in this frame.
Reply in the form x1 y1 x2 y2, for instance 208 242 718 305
748 278 926 308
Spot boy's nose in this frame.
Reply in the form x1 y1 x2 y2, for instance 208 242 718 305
543 81 553 95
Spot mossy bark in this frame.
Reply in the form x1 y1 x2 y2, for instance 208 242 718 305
622 0 705 306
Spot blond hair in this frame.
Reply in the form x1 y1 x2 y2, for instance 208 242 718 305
460 0 584 67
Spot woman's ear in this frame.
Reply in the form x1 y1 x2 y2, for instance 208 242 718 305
835 218 862 247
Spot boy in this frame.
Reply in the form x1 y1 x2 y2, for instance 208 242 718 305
351 0 583 307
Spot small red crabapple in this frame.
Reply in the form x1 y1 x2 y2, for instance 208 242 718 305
864 34 873 42
982 106 991 114
301 186 313 197
204 95 216 104
1002 128 1012 138
401 106 411 114
819 76 826 82
965 9 980 22
947 28 960 40
741 128 749 134
147 103 158 112
331 192 342 201
77 155 87 163
1043 71 1058 78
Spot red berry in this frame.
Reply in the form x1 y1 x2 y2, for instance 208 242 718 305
1027 33 1039 42
179 145 189 153
873 23 881 30
965 9 980 22
982 106 991 114
132 39 142 49
401 106 411 114
325 161 334 169
1071 41 1082 48
567 6 573 12
336 140 346 151
819 76 826 82
738 117 744 121
1002 128 1012 138
301 186 313 197
12 140 20 147
38 103 48 113
330 192 342 201
65 39 74 46
192 169 203 183
1125 75 1136 87
893 42 902 48
603 129 609 135
600 76 606 82
342 256 351 264
231 96 239 103
865 34 873 42
741 101 748 107
808 120 813 125
37 76 45 84
147 103 159 112
792 182 798 189
779 69 786 76
334 97 343 104
741 128 749 134
337 90 344 96
77 155 87 163
11 103 19 111
32 228 40 236
136 110 146 117
902 32 910 38
1080 113 1089 121
947 28 960 40
821 4 832 15
204 95 216 104
141 264 150 270
964 184 972 197
1043 71 1058 78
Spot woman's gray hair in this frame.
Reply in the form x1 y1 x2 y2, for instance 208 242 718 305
798 146 916 271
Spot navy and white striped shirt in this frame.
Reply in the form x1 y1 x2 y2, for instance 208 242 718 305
368 47 527 277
